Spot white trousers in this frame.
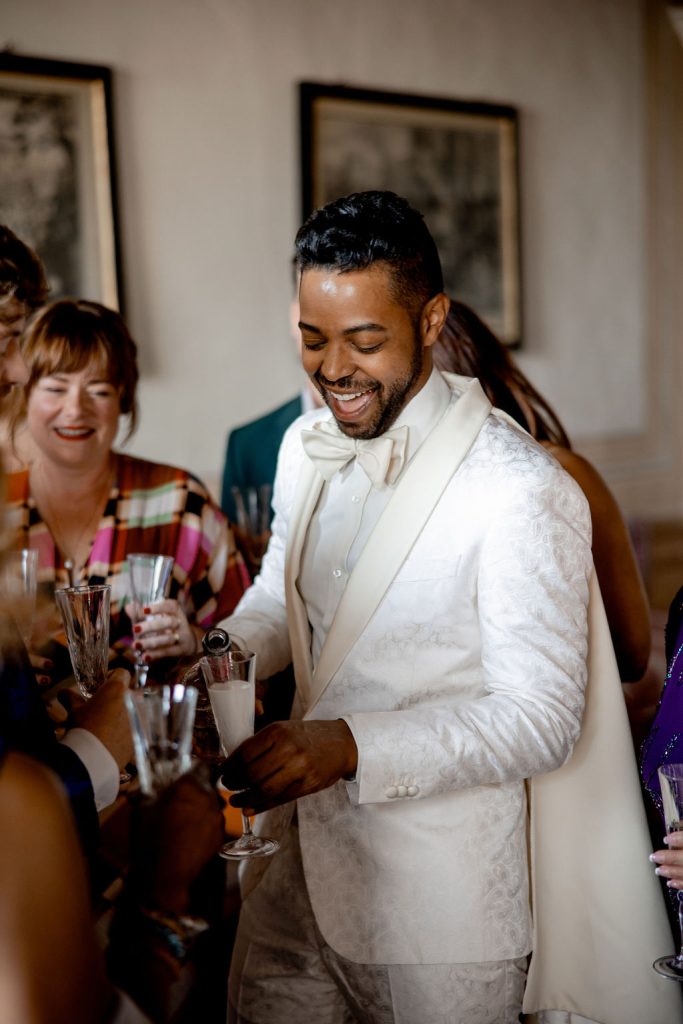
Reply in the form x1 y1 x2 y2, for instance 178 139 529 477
228 823 527 1024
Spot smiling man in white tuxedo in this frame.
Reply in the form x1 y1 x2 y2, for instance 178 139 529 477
219 192 676 1024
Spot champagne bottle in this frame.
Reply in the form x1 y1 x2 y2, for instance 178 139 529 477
191 627 232 762
201 626 233 682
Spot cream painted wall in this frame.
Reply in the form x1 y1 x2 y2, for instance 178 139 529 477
1 0 677 514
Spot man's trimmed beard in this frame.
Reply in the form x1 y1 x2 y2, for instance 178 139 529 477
315 336 425 440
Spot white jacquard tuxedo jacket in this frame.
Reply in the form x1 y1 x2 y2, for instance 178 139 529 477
223 374 593 965
221 373 681 1023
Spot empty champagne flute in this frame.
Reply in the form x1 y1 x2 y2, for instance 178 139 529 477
231 484 272 577
653 763 683 980
55 584 111 699
201 649 279 859
56 583 132 785
124 683 198 796
2 548 38 645
126 554 174 687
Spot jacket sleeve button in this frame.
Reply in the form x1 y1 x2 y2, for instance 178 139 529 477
386 786 398 799
396 784 407 797
407 785 419 797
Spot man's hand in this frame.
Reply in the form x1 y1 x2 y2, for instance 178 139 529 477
69 669 133 770
220 719 358 815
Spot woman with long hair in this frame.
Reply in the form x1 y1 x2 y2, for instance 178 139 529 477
433 301 651 685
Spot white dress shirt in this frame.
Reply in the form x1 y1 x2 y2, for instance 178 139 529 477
61 728 119 811
299 367 451 668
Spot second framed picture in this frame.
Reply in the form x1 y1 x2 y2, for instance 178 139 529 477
300 82 522 347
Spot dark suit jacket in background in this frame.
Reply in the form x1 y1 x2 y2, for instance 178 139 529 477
220 395 303 524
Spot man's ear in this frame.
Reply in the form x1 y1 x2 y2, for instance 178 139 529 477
420 293 450 349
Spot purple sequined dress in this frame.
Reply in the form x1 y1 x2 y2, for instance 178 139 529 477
641 585 683 817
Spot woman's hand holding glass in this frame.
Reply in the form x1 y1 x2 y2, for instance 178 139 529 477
651 831 683 889
126 553 174 687
132 598 199 662
653 764 683 979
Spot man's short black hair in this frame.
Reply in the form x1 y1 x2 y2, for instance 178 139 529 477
294 191 444 316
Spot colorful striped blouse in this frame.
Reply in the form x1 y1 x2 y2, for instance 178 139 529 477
6 453 250 647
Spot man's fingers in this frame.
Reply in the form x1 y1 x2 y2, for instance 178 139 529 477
58 688 87 713
230 771 306 814
107 667 131 687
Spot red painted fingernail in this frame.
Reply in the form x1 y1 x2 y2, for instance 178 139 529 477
134 641 143 651
143 606 151 615
133 624 142 634
38 675 51 686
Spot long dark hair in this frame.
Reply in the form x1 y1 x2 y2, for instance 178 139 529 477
432 301 571 449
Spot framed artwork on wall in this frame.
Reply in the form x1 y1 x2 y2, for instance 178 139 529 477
0 52 122 309
300 82 522 347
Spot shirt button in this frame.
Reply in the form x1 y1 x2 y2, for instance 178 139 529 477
332 568 342 578
351 495 361 503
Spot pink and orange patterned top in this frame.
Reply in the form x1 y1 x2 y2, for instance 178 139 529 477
6 453 250 647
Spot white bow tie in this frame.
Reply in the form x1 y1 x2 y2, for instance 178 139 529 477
301 421 409 487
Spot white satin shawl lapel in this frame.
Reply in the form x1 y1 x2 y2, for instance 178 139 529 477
304 376 492 716
284 455 324 713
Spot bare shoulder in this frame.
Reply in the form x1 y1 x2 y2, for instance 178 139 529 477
0 752 68 819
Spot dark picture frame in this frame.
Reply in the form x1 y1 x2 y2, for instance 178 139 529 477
300 82 522 347
0 52 123 309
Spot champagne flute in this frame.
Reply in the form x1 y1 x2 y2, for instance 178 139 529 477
201 650 279 860
124 683 198 796
2 548 38 645
126 554 174 688
55 584 111 699
653 763 683 979
56 583 132 785
231 484 272 578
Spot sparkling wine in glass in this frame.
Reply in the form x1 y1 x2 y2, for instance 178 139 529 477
653 763 683 980
202 650 279 860
126 554 174 688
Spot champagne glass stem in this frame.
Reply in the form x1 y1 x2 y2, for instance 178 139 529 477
134 660 149 688
241 812 255 838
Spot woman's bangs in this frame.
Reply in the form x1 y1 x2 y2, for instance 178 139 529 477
30 332 113 384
